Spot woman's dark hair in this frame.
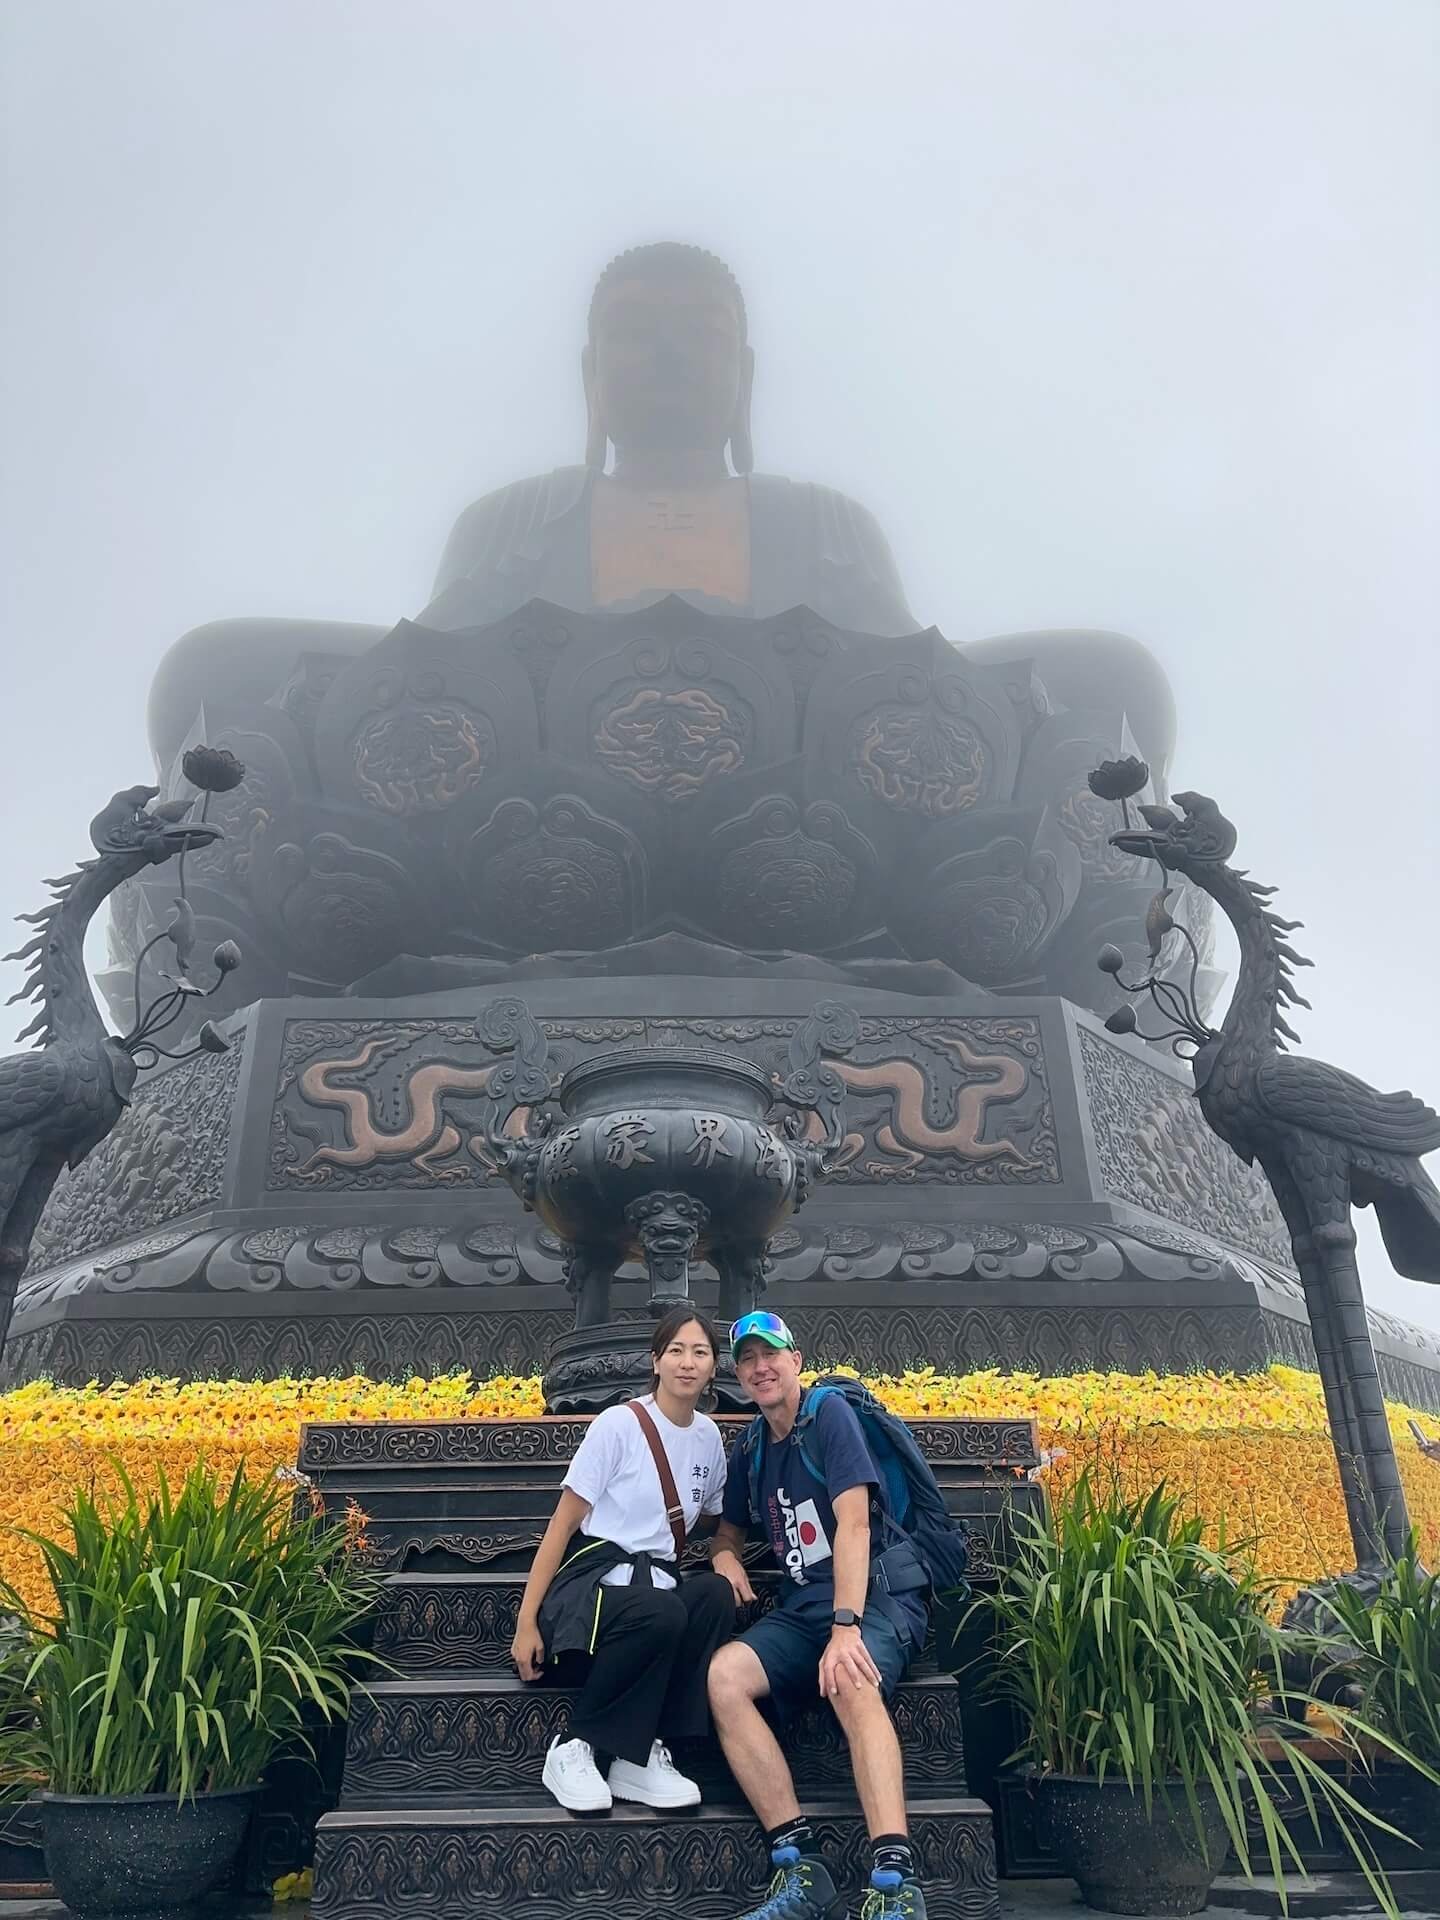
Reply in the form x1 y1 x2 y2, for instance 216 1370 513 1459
649 1306 721 1392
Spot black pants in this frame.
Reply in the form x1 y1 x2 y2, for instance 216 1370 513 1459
558 1570 734 1766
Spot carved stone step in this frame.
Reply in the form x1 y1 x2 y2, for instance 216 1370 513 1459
343 1670 966 1803
341 1666 963 1797
337 1481 1022 1578
299 1416 1038 1578
312 1797 999 1920
372 1568 944 1675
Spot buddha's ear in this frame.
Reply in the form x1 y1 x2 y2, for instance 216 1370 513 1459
581 343 607 472
729 344 755 476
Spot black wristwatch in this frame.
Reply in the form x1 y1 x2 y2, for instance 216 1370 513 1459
831 1607 864 1629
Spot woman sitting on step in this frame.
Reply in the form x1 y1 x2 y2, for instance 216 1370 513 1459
511 1306 744 1814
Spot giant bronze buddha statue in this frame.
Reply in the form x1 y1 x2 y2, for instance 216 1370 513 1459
116 240 1190 1037
149 244 920 768
147 242 1172 777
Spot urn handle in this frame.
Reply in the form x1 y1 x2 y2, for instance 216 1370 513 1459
774 998 858 1176
475 996 557 1204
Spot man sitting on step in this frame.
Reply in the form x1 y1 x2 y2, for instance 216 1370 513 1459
708 1313 930 1920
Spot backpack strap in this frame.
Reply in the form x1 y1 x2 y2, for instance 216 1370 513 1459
629 1402 687 1561
743 1412 766 1528
793 1386 825 1485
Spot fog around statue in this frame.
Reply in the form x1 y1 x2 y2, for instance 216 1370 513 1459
115 236 1193 1043
150 244 919 772
146 241 1173 782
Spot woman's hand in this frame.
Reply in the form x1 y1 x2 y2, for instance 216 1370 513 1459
712 1548 757 1608
511 1617 547 1682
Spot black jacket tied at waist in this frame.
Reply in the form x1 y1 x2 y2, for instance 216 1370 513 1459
536 1535 679 1663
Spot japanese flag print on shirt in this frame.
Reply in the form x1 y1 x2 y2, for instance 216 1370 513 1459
790 1496 831 1568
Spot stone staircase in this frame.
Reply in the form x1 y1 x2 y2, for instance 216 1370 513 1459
301 1417 1034 1920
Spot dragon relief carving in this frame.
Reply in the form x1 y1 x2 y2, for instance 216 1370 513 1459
273 1017 1056 1189
281 1035 531 1185
799 1035 1040 1178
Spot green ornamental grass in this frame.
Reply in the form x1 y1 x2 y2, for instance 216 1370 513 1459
1314 1544 1440 1780
969 1473 1424 1916
0 1461 382 1801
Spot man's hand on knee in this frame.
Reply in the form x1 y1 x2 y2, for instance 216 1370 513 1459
817 1625 883 1702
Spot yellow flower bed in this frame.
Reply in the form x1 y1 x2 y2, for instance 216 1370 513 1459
0 1366 1436 1614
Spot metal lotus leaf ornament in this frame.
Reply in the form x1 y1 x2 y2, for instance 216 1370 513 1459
165 896 198 978
0 786 226 1347
1145 887 1176 961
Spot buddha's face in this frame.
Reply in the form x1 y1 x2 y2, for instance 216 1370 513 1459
589 272 747 455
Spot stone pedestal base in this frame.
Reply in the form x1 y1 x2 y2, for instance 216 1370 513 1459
10 978 1440 1410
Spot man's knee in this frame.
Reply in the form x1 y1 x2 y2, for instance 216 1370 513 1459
708 1641 766 1715
831 1679 896 1736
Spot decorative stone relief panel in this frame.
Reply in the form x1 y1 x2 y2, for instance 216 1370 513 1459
269 1013 1060 1192
26 1030 246 1270
1077 1025 1293 1267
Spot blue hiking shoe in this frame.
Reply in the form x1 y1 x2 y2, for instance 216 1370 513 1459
733 1845 844 1920
860 1868 928 1920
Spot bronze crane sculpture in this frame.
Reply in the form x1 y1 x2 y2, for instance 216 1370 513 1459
0 784 228 1347
1102 785 1440 1570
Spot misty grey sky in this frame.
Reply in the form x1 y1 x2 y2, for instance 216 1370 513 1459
2 2 1437 1325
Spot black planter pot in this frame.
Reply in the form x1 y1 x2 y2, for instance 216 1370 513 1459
1390 1770 1440 1855
41 1785 261 1919
1034 1773 1231 1916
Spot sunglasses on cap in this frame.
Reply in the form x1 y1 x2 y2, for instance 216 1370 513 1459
729 1311 797 1358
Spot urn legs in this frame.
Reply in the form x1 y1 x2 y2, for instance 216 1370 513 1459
716 1242 770 1326
562 1244 616 1331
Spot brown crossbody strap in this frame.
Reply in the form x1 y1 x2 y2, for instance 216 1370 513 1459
629 1401 687 1562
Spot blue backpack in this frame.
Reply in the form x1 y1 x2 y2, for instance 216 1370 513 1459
741 1374 971 1599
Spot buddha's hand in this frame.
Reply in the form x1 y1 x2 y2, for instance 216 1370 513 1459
712 1549 757 1608
511 1617 547 1682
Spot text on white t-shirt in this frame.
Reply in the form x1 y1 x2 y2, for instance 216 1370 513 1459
562 1395 727 1589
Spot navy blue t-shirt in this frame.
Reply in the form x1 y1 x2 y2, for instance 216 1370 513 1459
725 1394 920 1629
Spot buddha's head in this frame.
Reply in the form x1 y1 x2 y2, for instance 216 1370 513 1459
583 242 754 475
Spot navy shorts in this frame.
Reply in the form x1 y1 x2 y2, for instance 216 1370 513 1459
738 1596 917 1724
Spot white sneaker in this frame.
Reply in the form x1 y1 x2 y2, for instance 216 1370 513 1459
606 1739 702 1809
542 1735 613 1812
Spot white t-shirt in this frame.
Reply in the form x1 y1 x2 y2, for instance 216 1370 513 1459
563 1395 727 1589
